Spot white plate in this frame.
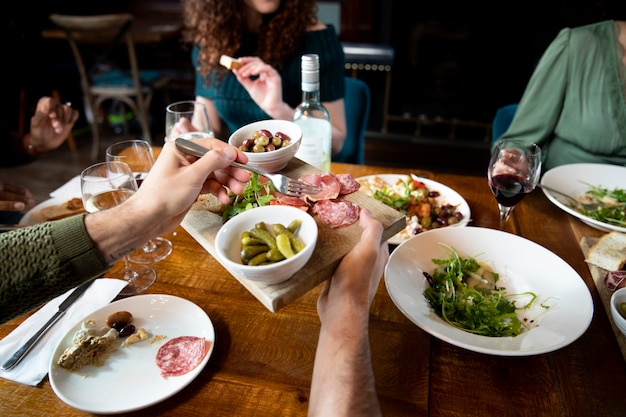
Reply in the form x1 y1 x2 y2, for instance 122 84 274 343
384 227 593 356
19 197 67 226
356 174 471 244
49 294 215 414
540 163 626 233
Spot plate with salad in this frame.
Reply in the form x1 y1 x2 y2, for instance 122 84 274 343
540 163 626 233
356 174 471 244
384 226 593 356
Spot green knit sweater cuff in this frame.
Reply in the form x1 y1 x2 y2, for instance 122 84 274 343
50 214 110 278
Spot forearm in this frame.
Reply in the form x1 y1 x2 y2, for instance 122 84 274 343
84 201 156 264
308 307 382 417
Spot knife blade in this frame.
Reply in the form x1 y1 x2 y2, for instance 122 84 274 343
1 279 95 371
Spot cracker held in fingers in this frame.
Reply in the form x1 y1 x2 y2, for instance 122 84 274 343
219 55 243 70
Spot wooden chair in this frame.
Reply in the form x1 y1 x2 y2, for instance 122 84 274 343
49 13 169 160
333 77 371 164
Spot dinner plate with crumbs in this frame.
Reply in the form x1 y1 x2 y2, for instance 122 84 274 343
49 294 215 414
384 227 593 356
540 163 626 233
356 174 471 245
19 197 67 226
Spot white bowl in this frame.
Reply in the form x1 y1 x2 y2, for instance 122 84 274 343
610 287 626 337
228 119 302 172
214 205 317 285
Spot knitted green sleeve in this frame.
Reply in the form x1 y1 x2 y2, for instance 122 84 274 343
0 214 110 323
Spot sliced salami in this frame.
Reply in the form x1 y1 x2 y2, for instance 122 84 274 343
299 173 341 201
312 199 360 229
334 173 360 195
156 336 210 378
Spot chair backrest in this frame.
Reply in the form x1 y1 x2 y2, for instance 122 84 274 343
491 103 519 143
334 77 371 164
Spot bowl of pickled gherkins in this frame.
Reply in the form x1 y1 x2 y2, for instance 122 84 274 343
228 119 302 172
214 205 318 284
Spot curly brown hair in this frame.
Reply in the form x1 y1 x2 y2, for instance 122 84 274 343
181 0 319 79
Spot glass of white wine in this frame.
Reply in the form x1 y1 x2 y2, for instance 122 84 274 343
80 161 156 296
106 139 173 264
164 100 213 142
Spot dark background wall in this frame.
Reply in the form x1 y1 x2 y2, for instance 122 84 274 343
4 0 624 138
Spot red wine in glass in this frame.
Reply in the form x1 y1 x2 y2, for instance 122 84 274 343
489 174 534 207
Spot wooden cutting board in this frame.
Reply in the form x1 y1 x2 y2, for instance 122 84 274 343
182 158 406 312
580 237 626 362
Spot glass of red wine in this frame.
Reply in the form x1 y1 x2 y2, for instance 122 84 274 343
488 139 542 229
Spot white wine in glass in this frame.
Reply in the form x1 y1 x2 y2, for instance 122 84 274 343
487 139 542 230
80 161 156 296
106 139 173 264
165 100 213 141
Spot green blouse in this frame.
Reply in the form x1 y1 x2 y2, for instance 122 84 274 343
194 26 345 136
0 214 110 323
498 20 626 171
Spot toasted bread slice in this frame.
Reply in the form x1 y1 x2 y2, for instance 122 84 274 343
41 198 86 221
197 193 226 214
585 231 626 271
219 55 243 70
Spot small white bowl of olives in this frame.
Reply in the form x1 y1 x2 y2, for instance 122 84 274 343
228 119 302 172
610 287 626 337
214 205 318 285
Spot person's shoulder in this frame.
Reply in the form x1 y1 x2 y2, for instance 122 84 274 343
306 20 327 32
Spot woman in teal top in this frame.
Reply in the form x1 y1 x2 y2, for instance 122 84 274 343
181 0 347 155
497 20 626 171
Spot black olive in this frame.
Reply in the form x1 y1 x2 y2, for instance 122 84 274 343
111 321 129 332
119 324 136 338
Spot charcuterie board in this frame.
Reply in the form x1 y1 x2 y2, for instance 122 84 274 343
182 158 406 312
580 237 626 362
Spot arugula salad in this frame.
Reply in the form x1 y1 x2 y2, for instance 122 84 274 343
222 173 275 221
422 245 541 337
576 183 626 227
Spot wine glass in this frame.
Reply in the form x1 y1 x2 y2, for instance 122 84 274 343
164 100 213 142
106 139 174 264
487 139 542 229
80 161 156 296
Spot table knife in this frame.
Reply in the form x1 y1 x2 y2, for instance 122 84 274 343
1 279 95 371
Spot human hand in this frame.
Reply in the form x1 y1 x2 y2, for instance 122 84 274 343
27 97 79 153
128 137 250 235
0 182 35 212
317 209 389 326
233 57 286 117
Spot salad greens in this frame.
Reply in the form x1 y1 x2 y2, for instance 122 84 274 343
577 183 626 227
222 173 275 221
422 244 538 337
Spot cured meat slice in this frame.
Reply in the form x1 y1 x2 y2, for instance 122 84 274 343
334 173 360 195
312 199 360 229
156 336 210 378
269 194 310 211
605 270 626 291
299 173 341 201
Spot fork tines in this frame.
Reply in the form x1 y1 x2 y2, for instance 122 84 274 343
286 181 321 197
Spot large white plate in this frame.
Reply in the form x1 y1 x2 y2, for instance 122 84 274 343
49 294 215 414
540 163 626 233
384 227 593 356
19 197 67 226
356 174 471 244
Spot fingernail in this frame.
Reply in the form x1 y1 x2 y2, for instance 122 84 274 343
13 202 25 211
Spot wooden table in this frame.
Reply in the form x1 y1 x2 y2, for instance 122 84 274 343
1 163 625 416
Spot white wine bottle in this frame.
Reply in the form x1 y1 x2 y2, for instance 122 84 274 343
293 54 331 172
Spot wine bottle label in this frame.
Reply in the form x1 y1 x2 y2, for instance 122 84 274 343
294 118 331 172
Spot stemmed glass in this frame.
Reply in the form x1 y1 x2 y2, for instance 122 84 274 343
80 161 156 296
487 139 542 229
164 100 213 142
106 139 174 264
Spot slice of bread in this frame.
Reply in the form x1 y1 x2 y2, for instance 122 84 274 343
585 231 626 271
41 198 86 221
219 55 243 70
197 193 226 214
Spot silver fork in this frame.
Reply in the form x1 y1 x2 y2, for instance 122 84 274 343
537 183 602 211
174 138 321 197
